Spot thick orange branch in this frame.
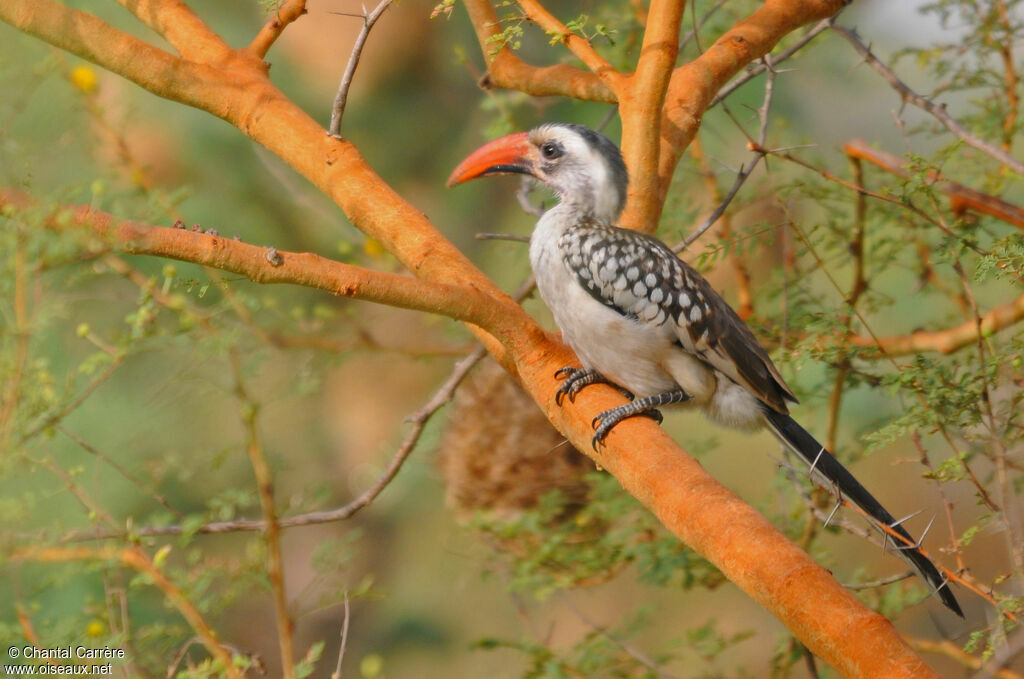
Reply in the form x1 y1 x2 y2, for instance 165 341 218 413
115 0 232 63
514 346 942 679
617 0 684 232
844 138 1024 230
648 0 847 227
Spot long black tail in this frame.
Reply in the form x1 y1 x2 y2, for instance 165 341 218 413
760 406 963 617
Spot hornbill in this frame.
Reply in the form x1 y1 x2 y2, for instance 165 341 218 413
447 122 963 617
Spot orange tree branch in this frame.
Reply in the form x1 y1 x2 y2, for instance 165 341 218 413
1 2 946 675
846 292 1024 357
10 546 240 678
0 190 516 341
909 639 1023 679
617 0 684 232
512 0 622 89
247 0 308 59
843 139 1024 230
114 0 232 63
645 0 847 228
461 0 616 102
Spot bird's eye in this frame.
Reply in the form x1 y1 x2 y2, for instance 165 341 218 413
540 142 563 160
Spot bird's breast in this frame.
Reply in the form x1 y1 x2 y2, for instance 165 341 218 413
530 244 680 396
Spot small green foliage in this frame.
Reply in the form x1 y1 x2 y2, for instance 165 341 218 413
485 14 526 55
294 641 325 679
685 620 754 662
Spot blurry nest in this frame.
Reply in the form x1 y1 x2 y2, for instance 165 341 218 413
437 357 591 521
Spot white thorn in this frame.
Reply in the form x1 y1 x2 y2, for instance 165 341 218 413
807 447 825 478
889 508 924 529
824 500 842 527
918 515 936 543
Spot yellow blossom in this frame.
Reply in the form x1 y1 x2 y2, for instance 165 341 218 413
70 66 98 93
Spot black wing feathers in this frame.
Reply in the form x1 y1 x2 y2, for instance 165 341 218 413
760 406 964 617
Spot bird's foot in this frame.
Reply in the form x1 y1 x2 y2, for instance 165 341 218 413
590 389 691 450
555 367 609 405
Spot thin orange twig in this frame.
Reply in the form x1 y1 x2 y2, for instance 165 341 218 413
844 139 1024 230
10 546 241 678
248 0 308 59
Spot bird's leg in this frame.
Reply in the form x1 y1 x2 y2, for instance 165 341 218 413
591 389 691 450
554 367 634 405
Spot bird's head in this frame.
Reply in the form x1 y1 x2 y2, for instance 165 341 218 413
447 123 628 223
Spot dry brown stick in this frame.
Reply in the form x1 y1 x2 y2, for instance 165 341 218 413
248 0 308 59
59 346 488 541
832 24 1024 177
678 59 776 249
10 546 241 679
686 135 755 319
328 0 393 137
57 425 185 521
229 351 295 679
843 139 1024 230
678 0 727 52
993 0 1019 152
0 236 30 450
329 592 351 679
709 17 832 109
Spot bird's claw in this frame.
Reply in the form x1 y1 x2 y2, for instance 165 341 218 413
590 408 663 450
554 367 604 406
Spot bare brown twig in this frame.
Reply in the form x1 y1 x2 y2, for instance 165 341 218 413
833 24 1024 177
229 351 295 679
676 56 776 251
59 346 488 542
709 17 833 109
328 0 393 137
